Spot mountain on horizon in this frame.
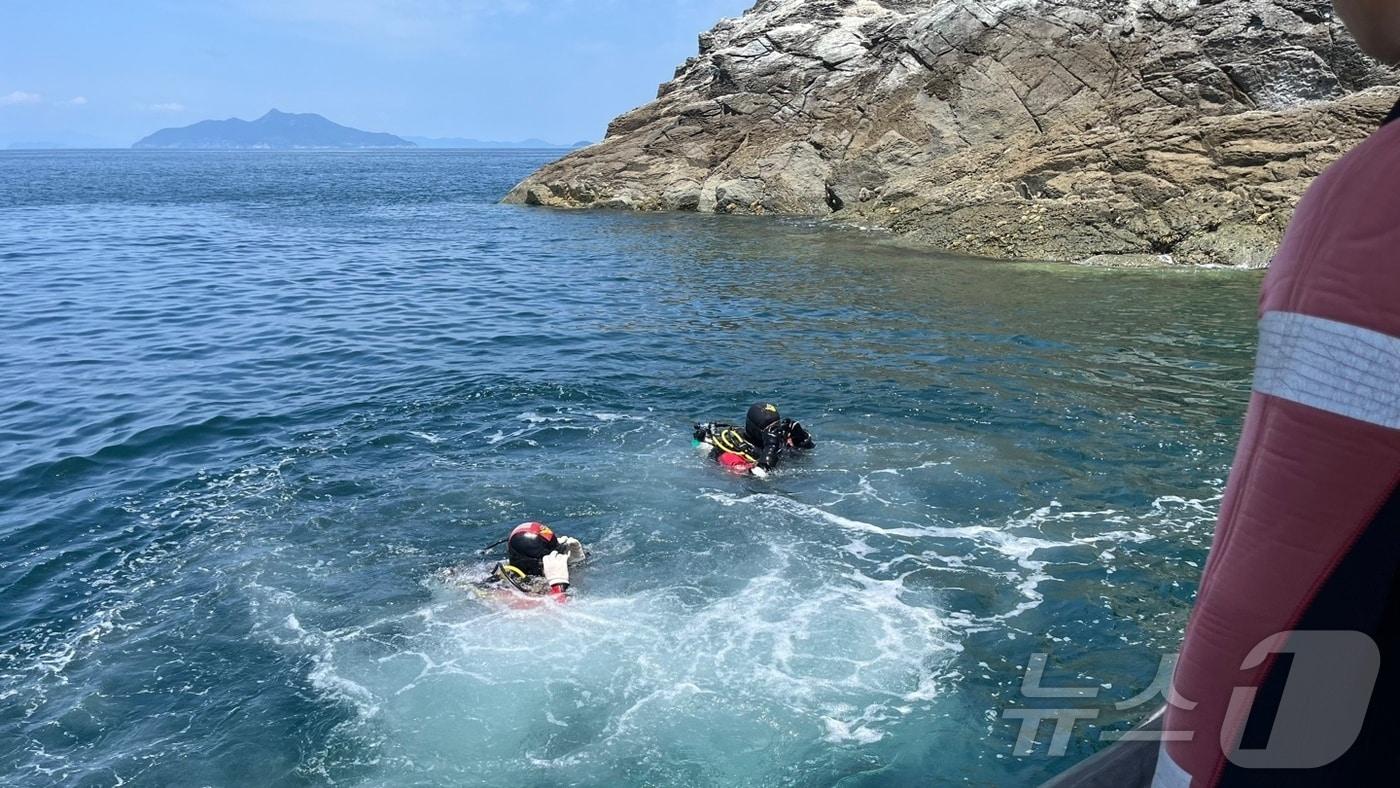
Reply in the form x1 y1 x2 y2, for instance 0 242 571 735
132 110 415 150
406 136 592 150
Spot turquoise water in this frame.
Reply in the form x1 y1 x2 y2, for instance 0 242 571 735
0 150 1260 786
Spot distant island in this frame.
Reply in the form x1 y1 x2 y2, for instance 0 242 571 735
132 110 415 150
406 136 592 150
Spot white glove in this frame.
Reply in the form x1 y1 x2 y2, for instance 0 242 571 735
557 535 586 562
542 551 571 588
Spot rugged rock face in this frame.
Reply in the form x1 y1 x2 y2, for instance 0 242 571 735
504 0 1398 266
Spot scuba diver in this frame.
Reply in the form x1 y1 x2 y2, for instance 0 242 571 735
478 522 587 602
693 402 815 477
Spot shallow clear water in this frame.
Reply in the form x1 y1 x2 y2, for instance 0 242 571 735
0 150 1261 786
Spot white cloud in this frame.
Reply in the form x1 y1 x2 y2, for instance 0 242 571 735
1 90 43 106
60 96 88 107
146 102 186 112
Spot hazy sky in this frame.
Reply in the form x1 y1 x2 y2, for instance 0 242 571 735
0 0 754 147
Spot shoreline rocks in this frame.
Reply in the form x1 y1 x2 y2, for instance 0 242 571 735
505 0 1398 266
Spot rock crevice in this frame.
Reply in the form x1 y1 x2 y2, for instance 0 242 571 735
505 0 1398 266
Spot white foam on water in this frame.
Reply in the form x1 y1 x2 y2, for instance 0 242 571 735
518 411 576 424
585 411 650 424
822 715 885 744
3 458 296 689
250 516 966 785
0 452 317 784
710 486 1221 636
5 411 1224 785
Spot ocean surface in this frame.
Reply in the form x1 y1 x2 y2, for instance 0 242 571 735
0 150 1262 786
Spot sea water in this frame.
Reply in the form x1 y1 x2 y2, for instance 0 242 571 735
0 150 1261 786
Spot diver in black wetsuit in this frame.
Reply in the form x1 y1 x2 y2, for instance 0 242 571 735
480 522 586 602
693 402 815 474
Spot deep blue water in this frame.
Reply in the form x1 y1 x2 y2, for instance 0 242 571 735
0 150 1261 786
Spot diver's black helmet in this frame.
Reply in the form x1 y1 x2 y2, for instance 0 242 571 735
507 522 560 574
745 402 781 444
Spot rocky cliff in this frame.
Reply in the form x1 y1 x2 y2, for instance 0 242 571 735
505 0 1399 266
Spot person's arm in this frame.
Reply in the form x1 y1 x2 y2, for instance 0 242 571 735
757 427 782 469
693 424 725 462
787 420 814 449
558 535 586 562
542 552 571 599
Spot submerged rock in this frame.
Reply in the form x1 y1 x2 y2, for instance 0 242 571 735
504 0 1398 266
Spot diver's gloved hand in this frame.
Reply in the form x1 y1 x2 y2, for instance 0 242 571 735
557 535 586 562
788 420 814 449
542 551 571 588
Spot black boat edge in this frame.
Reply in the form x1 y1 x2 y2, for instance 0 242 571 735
1040 705 1164 787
